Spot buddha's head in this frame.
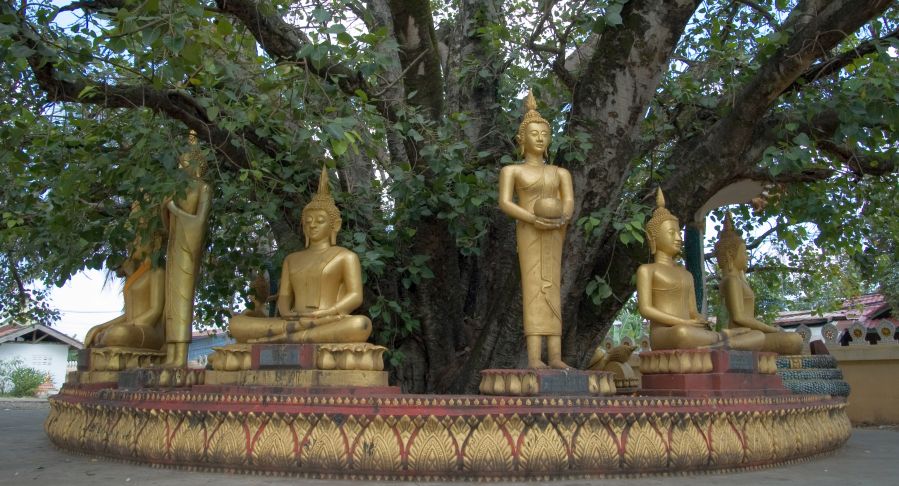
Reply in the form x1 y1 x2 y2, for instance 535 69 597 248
179 130 207 179
645 188 682 256
715 212 748 272
516 90 551 158
302 166 342 247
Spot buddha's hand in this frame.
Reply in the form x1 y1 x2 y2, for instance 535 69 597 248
300 307 340 319
534 217 563 230
687 317 709 327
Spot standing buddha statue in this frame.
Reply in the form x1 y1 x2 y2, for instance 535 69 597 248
228 166 372 344
636 189 764 351
161 132 212 367
498 90 574 369
715 212 802 355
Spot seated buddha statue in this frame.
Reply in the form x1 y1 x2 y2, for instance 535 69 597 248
228 167 372 344
715 212 802 355
636 189 763 351
84 222 166 351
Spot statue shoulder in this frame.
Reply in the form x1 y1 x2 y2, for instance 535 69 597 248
499 164 519 177
331 246 360 261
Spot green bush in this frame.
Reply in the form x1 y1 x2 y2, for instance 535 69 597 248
10 367 46 397
0 358 24 394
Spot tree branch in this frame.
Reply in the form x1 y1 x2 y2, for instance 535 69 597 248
6 1 286 168
736 0 777 26
785 28 899 93
817 140 899 178
59 0 126 13
213 0 391 118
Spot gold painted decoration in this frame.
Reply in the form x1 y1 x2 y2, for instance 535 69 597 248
623 415 668 470
463 415 514 473
45 388 852 479
303 416 348 471
669 414 710 468
207 412 250 465
252 415 297 468
572 414 621 470
407 416 458 473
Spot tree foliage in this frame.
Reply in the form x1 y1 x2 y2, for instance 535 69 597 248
1 0 897 392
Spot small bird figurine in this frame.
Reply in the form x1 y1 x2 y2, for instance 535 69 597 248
588 344 636 371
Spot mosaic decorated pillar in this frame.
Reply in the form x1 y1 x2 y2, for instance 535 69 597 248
683 222 705 314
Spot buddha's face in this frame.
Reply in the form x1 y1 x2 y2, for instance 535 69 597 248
522 122 550 157
654 219 683 256
733 242 748 271
303 209 332 245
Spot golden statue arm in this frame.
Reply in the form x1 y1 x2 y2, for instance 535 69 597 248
131 268 166 327
328 253 365 315
558 168 575 223
165 183 211 223
636 265 703 327
721 277 780 333
276 260 297 318
498 166 537 224
298 253 366 319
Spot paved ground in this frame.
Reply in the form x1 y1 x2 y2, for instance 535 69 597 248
1 400 896 486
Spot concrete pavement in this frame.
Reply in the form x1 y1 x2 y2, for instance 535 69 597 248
1 400 896 485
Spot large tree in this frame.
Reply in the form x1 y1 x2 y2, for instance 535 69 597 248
1 0 897 392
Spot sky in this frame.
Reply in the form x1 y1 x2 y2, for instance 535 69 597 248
47 269 123 341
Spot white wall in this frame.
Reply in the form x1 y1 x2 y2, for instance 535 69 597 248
0 342 71 392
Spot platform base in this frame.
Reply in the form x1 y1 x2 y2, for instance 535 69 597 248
203 369 389 387
46 385 850 480
479 368 616 396
641 372 788 397
208 343 386 371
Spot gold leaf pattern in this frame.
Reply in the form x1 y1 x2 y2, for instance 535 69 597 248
171 413 207 463
352 417 402 472
668 414 708 468
407 416 457 473
572 414 620 471
709 415 744 466
463 416 513 473
623 415 667 470
519 419 567 473
207 413 249 465
140 411 169 461
303 416 348 471
744 415 774 464
44 390 853 478
252 415 297 468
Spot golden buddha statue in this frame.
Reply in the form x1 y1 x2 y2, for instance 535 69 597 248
498 90 574 369
83 212 166 351
84 134 212 364
161 133 212 366
228 167 372 344
715 212 802 355
636 189 764 351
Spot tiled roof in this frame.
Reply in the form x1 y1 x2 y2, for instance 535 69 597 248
774 293 894 329
0 323 83 348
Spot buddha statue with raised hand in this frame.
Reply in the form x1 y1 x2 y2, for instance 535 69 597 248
498 90 574 369
637 189 763 351
715 212 802 355
229 167 372 344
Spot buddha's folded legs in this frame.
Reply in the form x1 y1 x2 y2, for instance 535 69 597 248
94 322 164 349
761 331 803 355
721 328 765 351
230 314 372 344
651 325 722 350
286 315 372 343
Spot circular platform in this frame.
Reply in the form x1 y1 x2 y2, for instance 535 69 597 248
45 386 850 480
